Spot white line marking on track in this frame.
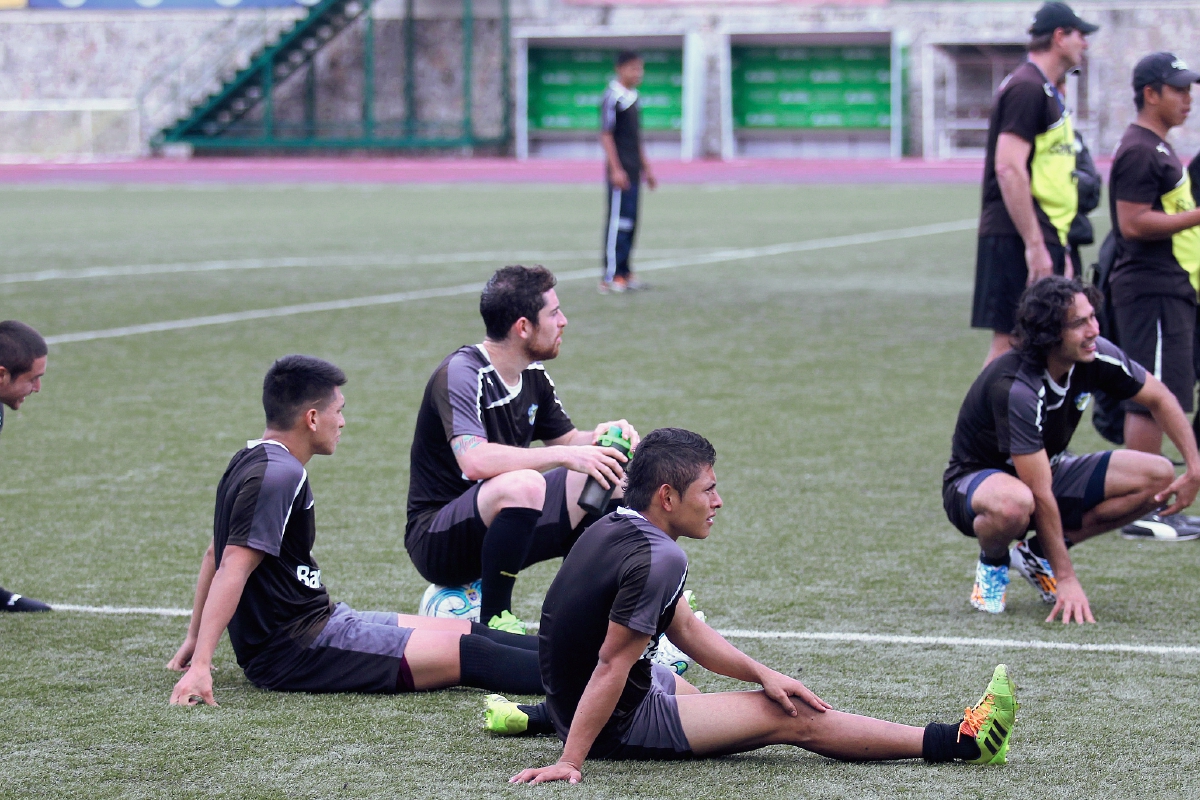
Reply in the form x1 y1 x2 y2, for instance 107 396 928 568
44 219 977 346
44 605 1200 655
719 629 1200 656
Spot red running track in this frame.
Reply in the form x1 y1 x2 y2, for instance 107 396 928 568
0 157 991 185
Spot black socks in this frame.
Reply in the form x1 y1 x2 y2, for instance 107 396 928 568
979 550 1009 568
517 701 555 736
469 621 539 650
479 507 542 624
458 633 543 695
921 722 981 763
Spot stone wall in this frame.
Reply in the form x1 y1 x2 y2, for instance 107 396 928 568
2 0 1200 158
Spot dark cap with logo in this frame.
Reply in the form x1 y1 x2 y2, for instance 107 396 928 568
1133 52 1200 91
1028 2 1100 36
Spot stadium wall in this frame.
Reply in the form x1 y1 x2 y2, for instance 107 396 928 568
1 0 1199 159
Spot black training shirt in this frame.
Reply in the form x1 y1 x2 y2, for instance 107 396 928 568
406 345 575 519
214 439 334 668
944 339 1145 486
538 508 689 748
979 61 1076 247
600 80 642 180
1108 123 1200 304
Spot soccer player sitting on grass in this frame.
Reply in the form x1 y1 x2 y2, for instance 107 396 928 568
944 276 1200 622
406 265 639 633
489 428 1016 784
0 320 51 613
168 355 542 706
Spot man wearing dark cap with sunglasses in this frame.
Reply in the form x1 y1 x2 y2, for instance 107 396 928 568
973 2 1099 365
1108 53 1200 541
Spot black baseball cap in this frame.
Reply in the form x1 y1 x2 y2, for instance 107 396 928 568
1133 52 1200 92
1028 2 1100 36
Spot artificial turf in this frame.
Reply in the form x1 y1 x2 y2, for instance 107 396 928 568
1 182 1198 799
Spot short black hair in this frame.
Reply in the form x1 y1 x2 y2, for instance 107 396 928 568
1013 276 1101 365
616 50 642 67
1135 81 1164 111
0 320 47 378
262 355 346 430
479 265 558 341
624 428 716 512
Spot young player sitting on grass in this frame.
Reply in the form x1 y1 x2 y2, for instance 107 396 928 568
944 276 1200 622
486 428 1016 784
168 355 542 706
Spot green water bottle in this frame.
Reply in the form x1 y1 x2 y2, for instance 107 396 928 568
578 425 632 515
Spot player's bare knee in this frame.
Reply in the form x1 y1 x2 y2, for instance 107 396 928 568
493 469 547 509
779 701 825 748
1145 455 1175 491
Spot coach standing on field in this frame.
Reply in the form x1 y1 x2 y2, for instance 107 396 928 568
0 320 50 612
599 50 657 294
1107 53 1200 540
973 2 1097 365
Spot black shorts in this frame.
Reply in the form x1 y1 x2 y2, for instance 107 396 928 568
242 604 416 694
405 467 582 586
1114 294 1196 415
942 451 1112 536
971 235 1067 333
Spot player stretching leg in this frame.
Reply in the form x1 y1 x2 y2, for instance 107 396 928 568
489 429 1016 783
944 277 1200 620
406 265 639 633
168 356 541 706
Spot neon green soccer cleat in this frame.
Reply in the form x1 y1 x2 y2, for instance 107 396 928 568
959 664 1018 765
483 694 528 735
487 610 527 635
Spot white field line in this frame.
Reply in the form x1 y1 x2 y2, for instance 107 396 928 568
0 247 707 286
719 629 1200 657
44 219 977 346
45 604 1200 656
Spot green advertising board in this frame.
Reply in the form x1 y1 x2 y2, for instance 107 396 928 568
527 48 683 133
731 45 892 130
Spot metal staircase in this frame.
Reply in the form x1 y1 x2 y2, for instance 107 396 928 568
155 0 511 153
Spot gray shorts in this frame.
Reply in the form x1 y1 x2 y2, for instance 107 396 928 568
592 664 693 761
243 603 416 694
942 451 1112 536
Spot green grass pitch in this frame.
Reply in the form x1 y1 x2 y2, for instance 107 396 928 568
1 182 1198 799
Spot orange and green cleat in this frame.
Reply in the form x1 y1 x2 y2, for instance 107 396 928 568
959 664 1018 765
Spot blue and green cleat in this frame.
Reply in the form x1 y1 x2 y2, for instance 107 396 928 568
960 664 1018 765
483 694 528 734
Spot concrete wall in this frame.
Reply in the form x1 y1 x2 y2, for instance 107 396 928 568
2 0 1200 158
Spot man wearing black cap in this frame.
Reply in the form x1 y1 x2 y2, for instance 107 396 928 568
973 2 1098 365
1108 53 1200 540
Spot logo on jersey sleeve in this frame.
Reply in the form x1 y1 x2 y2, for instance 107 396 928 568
295 565 322 589
528 404 538 425
1075 392 1092 411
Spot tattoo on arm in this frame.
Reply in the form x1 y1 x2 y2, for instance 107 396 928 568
452 435 485 455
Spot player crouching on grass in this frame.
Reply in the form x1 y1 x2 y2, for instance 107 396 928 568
487 428 1016 784
944 276 1200 622
168 355 542 706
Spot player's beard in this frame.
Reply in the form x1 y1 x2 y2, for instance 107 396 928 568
524 328 560 362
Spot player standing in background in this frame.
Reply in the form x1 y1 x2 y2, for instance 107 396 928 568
495 429 1017 782
599 50 657 294
972 2 1097 365
944 277 1200 622
168 355 543 706
406 266 639 633
0 320 50 613
1108 53 1200 540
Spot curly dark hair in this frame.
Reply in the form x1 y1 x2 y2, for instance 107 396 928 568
1012 276 1101 365
479 265 558 341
